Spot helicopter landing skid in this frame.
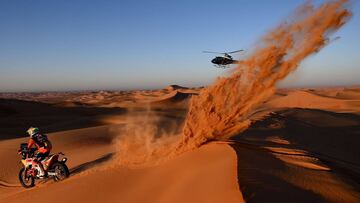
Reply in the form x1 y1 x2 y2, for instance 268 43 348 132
214 65 230 69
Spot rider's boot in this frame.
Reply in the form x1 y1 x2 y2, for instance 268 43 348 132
34 162 46 178
38 163 47 178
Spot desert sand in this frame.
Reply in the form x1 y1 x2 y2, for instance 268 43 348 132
1 2 358 202
0 86 360 203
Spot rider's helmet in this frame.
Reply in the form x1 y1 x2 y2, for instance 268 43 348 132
27 127 39 137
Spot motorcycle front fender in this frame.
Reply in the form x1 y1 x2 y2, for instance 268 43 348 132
21 159 32 168
21 159 26 166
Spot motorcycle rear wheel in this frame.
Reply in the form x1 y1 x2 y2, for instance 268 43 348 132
19 167 35 188
51 162 70 181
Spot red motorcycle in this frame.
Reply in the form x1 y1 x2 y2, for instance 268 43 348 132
18 143 70 188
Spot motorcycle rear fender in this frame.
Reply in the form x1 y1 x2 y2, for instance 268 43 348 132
43 154 59 169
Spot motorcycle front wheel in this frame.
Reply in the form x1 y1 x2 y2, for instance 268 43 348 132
51 162 70 181
19 167 35 188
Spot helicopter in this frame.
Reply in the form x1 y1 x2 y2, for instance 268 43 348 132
203 49 244 68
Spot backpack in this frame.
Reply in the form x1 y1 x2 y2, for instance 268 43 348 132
33 133 52 149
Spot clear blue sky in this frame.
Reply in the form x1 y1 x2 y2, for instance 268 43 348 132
0 0 359 92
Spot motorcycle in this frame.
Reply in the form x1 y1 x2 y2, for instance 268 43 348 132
18 143 70 188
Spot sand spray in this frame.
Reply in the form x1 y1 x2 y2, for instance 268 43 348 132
176 0 351 153
112 0 352 167
111 110 182 167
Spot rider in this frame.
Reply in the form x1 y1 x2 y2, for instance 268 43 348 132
27 127 52 177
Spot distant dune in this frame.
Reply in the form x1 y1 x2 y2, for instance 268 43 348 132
266 89 360 113
164 84 189 91
150 90 195 108
0 98 126 139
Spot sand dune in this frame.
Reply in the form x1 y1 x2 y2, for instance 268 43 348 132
0 109 242 202
0 1 358 202
149 90 194 109
2 143 244 203
164 84 189 91
266 90 360 113
0 98 126 140
229 140 360 202
1 86 360 202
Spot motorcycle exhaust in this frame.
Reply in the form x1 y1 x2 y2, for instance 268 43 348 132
47 172 56 176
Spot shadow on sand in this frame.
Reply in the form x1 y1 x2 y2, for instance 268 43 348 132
230 142 326 203
229 108 360 202
70 153 115 176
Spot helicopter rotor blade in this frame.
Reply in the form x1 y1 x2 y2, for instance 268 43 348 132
203 50 244 54
202 51 225 54
227 49 244 54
